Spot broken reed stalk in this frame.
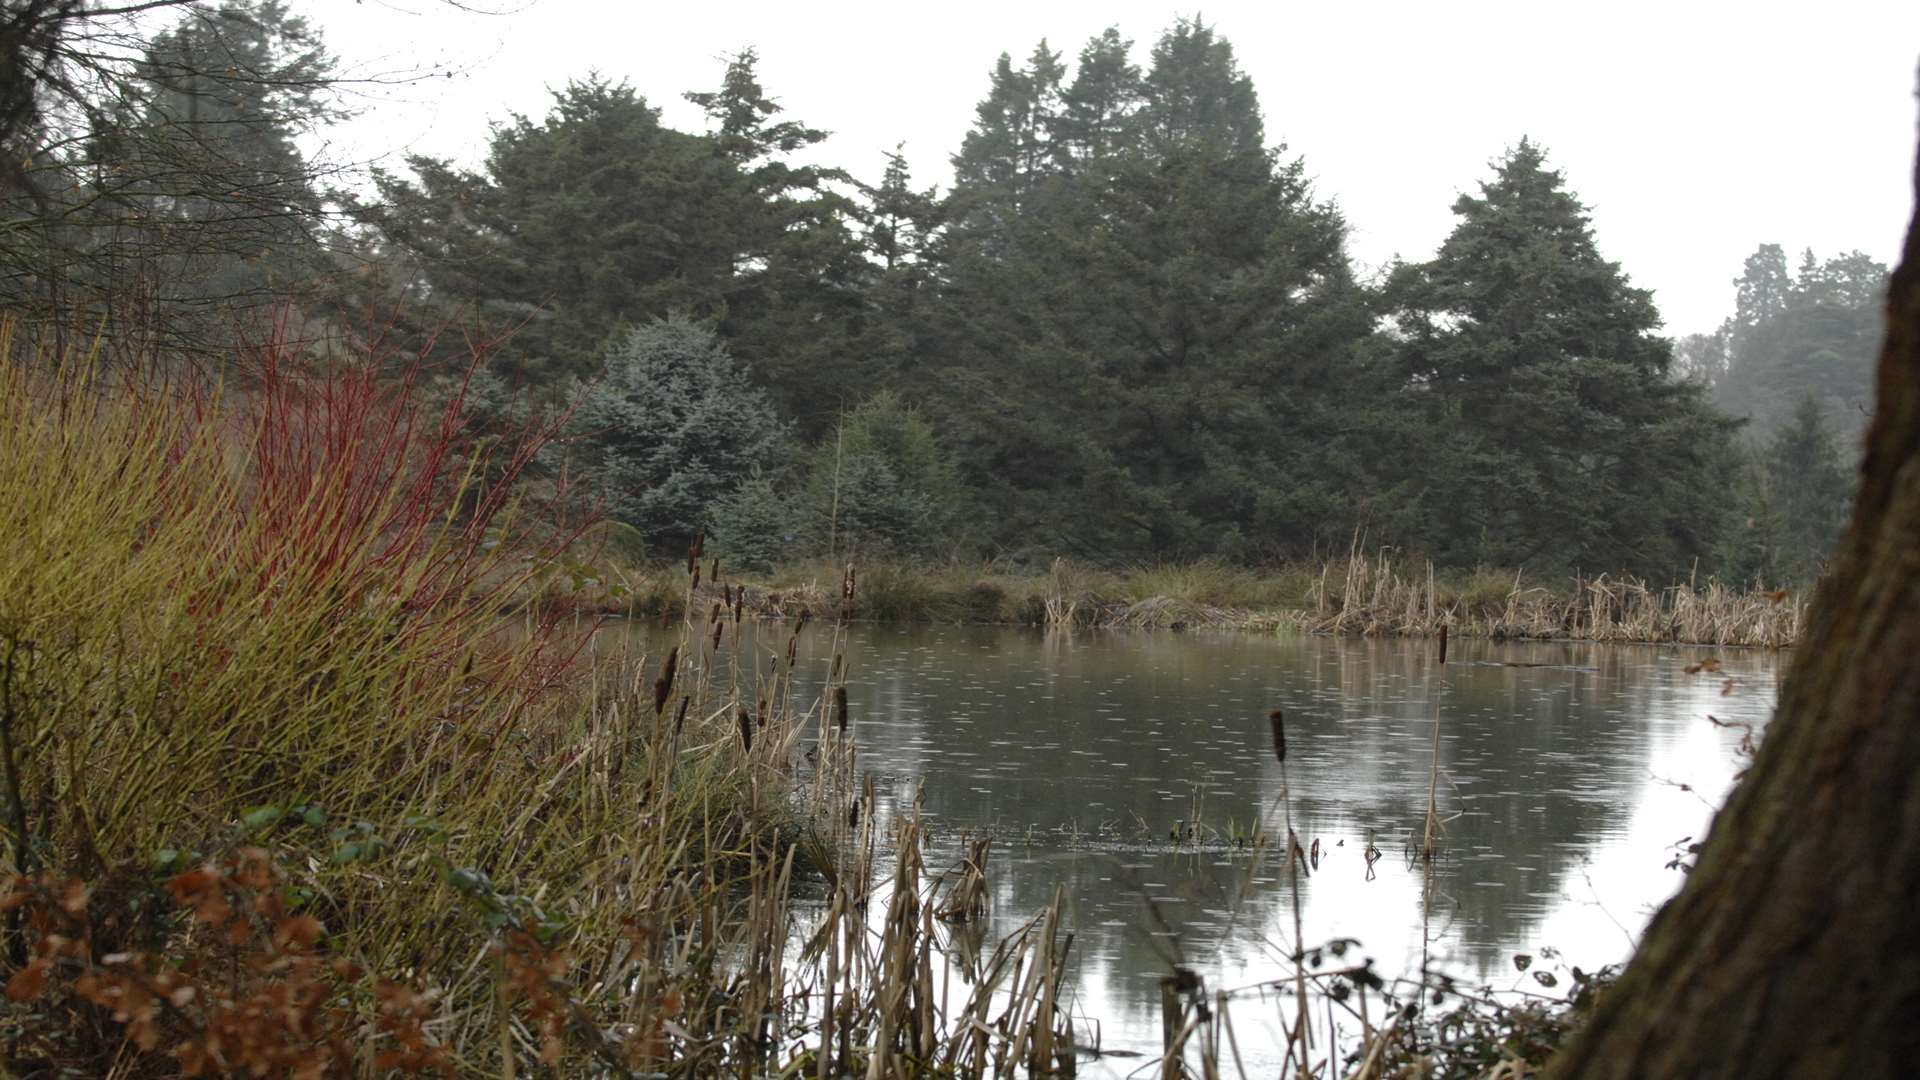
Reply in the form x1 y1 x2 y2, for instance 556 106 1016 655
935 834 992 923
1267 706 1312 1077
1422 659 1445 862
797 799 1079 1080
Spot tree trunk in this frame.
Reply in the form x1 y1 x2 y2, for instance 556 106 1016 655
1546 120 1920 1077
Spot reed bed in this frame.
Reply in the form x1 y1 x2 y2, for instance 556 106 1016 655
592 550 1807 647
1299 547 1805 647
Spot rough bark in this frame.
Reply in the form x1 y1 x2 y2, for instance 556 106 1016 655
1546 117 1920 1077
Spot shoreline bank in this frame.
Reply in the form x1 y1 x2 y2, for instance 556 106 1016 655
549 552 1807 649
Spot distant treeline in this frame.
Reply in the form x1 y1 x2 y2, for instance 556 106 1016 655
0 7 1879 584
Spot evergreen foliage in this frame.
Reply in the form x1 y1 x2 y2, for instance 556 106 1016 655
130 2 335 305
1692 245 1883 582
931 19 1374 561
335 20 1820 580
1711 245 1887 446
1382 140 1737 576
802 391 963 560
707 471 794 573
366 78 721 383
365 57 869 429
566 317 791 555
681 50 877 435
1743 395 1852 583
1714 453 1785 588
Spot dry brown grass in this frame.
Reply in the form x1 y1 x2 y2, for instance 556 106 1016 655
1295 547 1805 647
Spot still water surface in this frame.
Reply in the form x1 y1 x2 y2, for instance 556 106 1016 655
618 623 1777 1067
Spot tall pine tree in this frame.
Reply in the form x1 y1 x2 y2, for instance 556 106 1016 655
931 20 1372 559
1382 139 1736 575
365 57 869 427
365 77 722 383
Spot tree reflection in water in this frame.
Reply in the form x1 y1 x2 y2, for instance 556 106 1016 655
621 621 1775 1069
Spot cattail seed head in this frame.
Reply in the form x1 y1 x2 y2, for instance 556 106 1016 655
1269 708 1287 764
653 646 680 716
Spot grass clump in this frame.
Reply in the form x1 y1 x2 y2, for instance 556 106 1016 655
0 316 1092 1078
0 318 578 875
0 319 833 1075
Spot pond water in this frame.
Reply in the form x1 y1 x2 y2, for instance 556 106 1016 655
614 621 1778 1071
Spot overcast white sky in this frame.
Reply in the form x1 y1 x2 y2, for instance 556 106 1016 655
315 0 1920 339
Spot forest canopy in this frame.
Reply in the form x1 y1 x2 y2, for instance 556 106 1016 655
2 7 1878 584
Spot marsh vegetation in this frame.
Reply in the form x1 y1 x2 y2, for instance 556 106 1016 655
1 2 1900 1075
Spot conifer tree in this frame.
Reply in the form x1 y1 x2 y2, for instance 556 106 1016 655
564 317 791 554
1056 29 1143 167
682 50 875 434
1765 394 1851 581
1712 244 1888 444
930 20 1371 559
366 78 720 382
858 146 944 396
1383 139 1736 575
366 58 868 426
800 391 963 559
947 43 1067 251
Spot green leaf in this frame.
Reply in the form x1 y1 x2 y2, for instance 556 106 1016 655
446 866 492 894
240 805 285 832
401 813 445 835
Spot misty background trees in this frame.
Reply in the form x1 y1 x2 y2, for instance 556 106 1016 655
1 1 346 356
2 4 1879 584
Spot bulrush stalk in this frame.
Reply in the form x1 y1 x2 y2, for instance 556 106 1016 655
653 645 679 715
